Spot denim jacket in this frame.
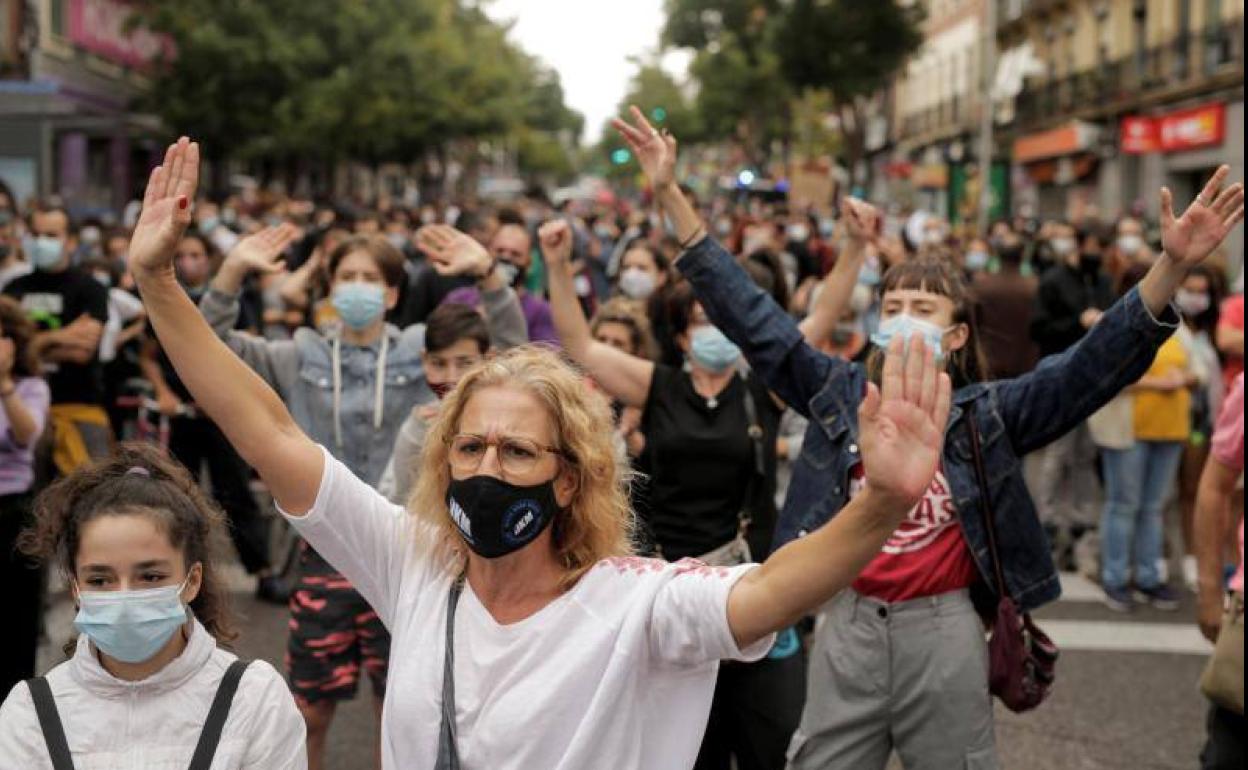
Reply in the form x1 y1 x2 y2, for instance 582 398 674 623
200 284 527 486
680 238 1179 611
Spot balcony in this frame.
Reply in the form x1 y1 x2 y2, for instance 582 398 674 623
899 97 975 143
997 0 1070 33
1013 20 1244 130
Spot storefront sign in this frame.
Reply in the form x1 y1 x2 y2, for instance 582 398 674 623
68 0 176 70
1158 103 1226 152
1120 102 1226 154
1120 116 1160 154
1012 121 1100 164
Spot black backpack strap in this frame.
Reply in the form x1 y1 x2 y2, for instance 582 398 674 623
187 659 251 770
25 677 75 770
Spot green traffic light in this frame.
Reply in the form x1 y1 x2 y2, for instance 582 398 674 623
610 148 632 165
651 107 667 122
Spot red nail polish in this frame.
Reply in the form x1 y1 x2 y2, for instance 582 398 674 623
178 197 188 210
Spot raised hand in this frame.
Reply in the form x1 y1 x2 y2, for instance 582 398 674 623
611 105 677 189
841 197 881 246
415 225 491 278
537 220 574 268
1161 165 1245 268
129 137 200 279
857 333 952 511
225 224 297 276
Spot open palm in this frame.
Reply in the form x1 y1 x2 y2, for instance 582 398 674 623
858 335 952 510
129 138 199 278
1160 165 1245 269
228 224 298 275
415 225 491 278
611 105 677 189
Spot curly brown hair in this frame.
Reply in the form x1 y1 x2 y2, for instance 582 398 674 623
19 442 238 654
0 295 42 378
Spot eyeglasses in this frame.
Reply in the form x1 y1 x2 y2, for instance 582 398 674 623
446 433 566 477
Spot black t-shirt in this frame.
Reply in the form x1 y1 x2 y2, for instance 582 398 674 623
639 364 780 561
4 267 109 404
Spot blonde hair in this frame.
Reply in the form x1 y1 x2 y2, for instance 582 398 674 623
410 347 635 587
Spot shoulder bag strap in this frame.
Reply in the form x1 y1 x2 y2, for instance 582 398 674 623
436 576 466 770
26 677 75 770
186 659 251 770
965 416 1010 600
738 372 766 531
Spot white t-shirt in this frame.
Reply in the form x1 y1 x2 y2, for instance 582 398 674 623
283 447 773 770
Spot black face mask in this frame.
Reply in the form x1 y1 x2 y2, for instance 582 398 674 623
446 475 559 558
1079 252 1102 274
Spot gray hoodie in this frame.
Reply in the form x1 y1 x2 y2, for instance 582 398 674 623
200 284 527 485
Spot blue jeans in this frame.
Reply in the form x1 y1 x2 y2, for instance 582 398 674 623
1100 440 1184 590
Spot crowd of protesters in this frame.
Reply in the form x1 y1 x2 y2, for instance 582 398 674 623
0 112 1240 770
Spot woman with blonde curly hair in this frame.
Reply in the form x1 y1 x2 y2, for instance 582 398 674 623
127 138 952 770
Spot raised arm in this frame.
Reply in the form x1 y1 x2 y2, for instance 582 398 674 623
129 138 322 515
727 334 952 647
612 106 838 416
1001 167 1243 456
415 225 529 350
797 198 875 347
537 219 654 408
197 225 301 393
1139 167 1244 317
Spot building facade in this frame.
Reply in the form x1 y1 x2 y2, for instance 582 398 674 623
876 0 1011 227
996 0 1244 270
0 0 168 217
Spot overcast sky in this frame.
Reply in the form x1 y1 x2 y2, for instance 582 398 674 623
484 0 690 144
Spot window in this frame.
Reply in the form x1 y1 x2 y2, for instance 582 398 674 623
50 0 67 38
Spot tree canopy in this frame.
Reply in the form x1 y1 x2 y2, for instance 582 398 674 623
132 0 582 189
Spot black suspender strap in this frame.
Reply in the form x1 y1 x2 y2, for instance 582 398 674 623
26 677 75 770
187 659 251 770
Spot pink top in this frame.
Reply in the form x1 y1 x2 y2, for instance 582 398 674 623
1211 374 1244 593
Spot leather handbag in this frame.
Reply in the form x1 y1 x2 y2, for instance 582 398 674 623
967 417 1059 713
1200 591 1244 714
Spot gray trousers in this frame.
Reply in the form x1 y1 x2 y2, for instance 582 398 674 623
786 588 998 770
1028 421 1102 533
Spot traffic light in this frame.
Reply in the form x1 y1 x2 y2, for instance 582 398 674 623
610 148 632 165
651 107 667 123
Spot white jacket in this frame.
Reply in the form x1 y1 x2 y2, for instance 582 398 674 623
0 617 306 769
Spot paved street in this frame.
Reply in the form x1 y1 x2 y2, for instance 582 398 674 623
35 566 1213 770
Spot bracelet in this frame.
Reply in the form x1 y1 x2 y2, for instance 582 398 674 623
679 227 706 251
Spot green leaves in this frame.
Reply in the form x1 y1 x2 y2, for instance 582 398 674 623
131 0 580 184
657 0 923 165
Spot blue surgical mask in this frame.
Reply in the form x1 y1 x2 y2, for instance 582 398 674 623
73 577 191 664
871 314 955 362
332 281 386 330
966 250 990 271
31 235 65 270
689 325 741 373
199 216 220 234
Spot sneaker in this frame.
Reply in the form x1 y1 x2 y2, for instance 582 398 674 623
256 575 291 605
1103 585 1134 613
1134 583 1181 611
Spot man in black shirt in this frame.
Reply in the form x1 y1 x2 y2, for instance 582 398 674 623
4 205 111 474
1028 220 1116 569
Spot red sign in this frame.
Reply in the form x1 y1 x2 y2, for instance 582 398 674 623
1159 103 1226 152
68 0 176 70
1120 116 1160 154
1120 103 1226 155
